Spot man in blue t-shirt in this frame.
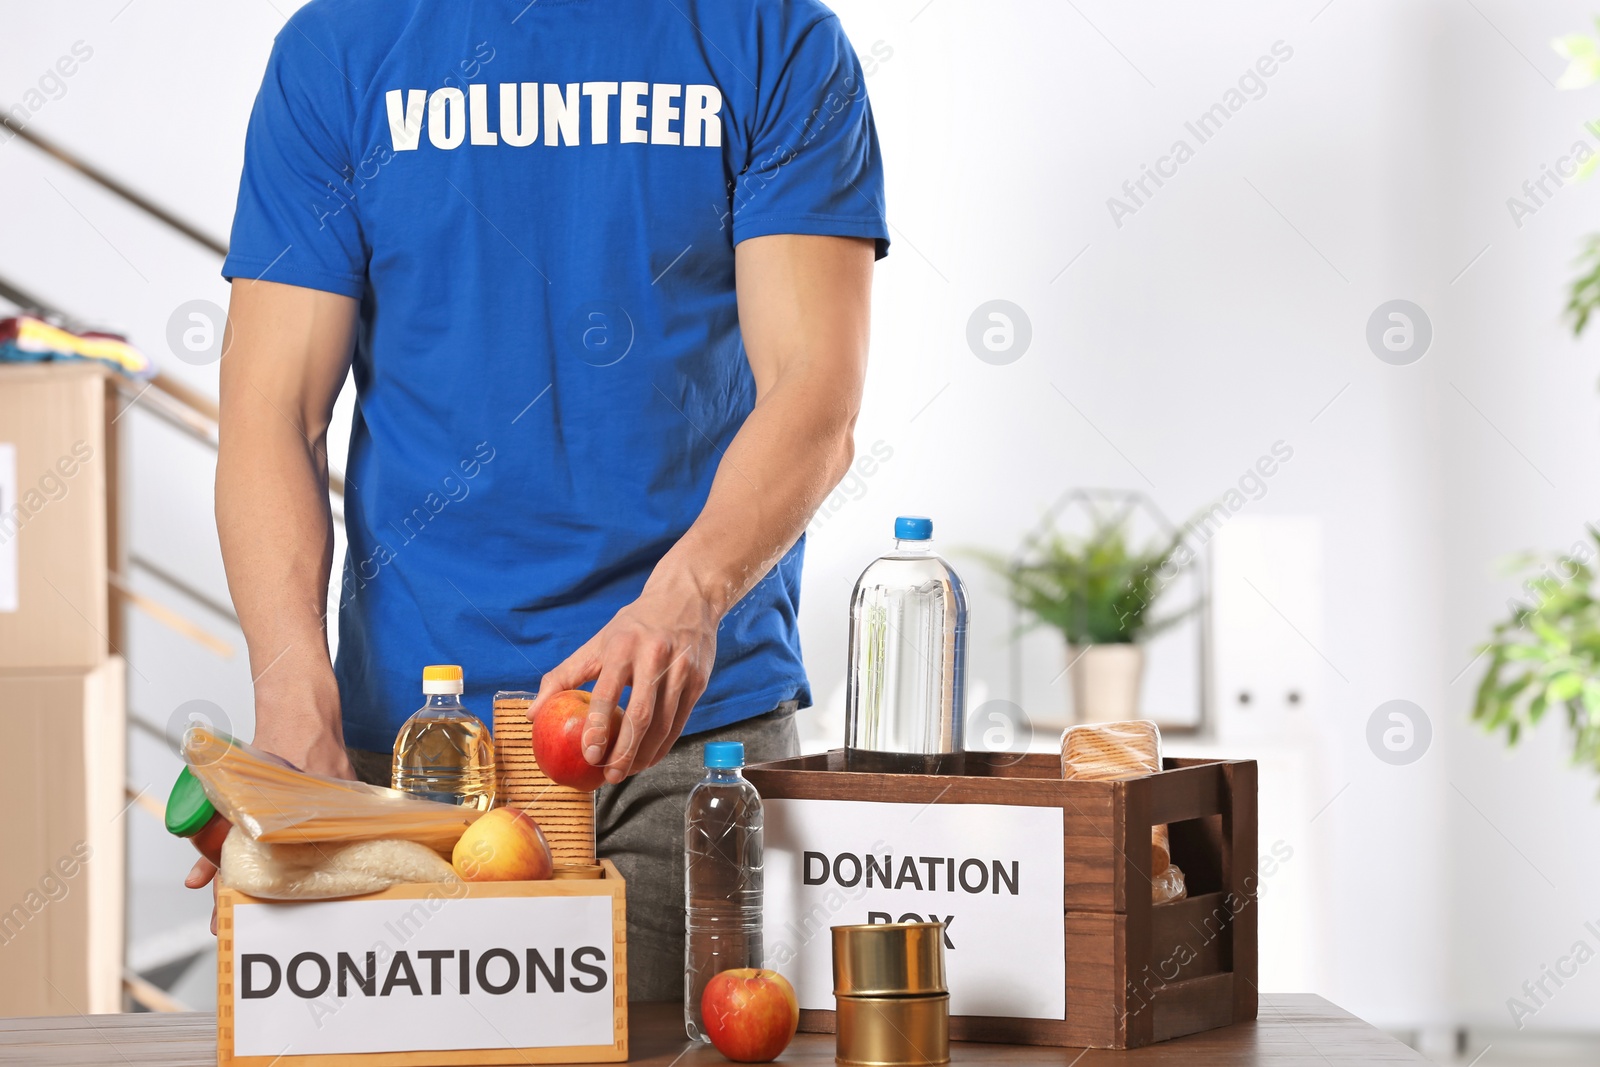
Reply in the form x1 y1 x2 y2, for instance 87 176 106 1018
189 0 888 997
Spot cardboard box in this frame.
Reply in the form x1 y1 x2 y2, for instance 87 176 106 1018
216 861 629 1066
0 362 112 670
0 656 127 1016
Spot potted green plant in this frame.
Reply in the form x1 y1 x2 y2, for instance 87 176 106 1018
1473 533 1600 781
979 513 1193 724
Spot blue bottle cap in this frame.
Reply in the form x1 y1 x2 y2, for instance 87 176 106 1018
704 741 745 768
895 516 933 540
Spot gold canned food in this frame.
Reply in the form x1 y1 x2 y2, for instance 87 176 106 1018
832 922 947 996
835 993 949 1067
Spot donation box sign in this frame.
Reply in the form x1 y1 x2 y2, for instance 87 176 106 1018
763 798 1066 1020
230 894 616 1058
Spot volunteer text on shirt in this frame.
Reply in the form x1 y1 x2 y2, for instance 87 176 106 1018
386 82 724 151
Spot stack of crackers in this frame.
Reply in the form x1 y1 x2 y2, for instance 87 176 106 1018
492 692 598 867
1061 719 1183 902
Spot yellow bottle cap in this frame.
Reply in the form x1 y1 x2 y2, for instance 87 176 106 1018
422 665 464 682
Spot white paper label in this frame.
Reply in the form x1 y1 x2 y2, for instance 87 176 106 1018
232 893 615 1057
762 798 1066 1020
0 444 16 613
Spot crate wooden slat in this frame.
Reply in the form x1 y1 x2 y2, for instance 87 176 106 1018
216 861 627 1066
1150 973 1237 1045
745 750 1258 1051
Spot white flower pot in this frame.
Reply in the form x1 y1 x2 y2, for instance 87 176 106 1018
1066 643 1145 724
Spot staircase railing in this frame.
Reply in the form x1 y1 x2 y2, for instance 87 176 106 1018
0 113 229 257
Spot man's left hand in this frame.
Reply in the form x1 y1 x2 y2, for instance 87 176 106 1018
529 574 718 784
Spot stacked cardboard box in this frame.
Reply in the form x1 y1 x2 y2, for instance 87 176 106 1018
0 658 126 1014
0 363 113 669
0 363 125 1015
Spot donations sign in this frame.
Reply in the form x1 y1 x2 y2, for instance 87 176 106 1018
763 798 1065 1020
230 893 615 1058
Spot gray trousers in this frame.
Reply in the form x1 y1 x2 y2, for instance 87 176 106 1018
348 701 799 1001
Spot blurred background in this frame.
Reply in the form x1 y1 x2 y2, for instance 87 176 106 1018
3 0 1600 1062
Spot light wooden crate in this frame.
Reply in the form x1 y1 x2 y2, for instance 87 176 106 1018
744 752 1258 1051
216 860 627 1066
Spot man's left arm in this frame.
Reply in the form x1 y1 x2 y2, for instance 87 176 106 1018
530 233 875 782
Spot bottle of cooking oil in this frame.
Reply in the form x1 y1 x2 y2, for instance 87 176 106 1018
391 665 496 809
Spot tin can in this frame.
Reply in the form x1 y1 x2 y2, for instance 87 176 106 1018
835 993 950 1067
832 923 946 996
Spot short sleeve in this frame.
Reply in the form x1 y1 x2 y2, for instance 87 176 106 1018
731 15 889 259
222 16 369 298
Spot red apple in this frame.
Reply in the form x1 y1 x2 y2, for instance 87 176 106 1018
701 969 799 1062
452 808 553 881
531 690 619 791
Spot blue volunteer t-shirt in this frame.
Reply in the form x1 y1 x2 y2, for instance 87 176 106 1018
223 0 889 753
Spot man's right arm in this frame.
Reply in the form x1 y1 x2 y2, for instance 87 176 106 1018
216 277 360 780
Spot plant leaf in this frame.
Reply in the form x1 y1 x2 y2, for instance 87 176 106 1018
970 509 1195 644
1473 532 1600 780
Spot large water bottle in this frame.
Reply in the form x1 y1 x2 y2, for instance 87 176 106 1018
684 741 764 1041
845 516 969 773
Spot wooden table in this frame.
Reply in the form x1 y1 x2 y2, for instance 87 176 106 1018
0 998 1427 1065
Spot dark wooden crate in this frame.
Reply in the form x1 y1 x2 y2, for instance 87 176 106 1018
744 751 1258 1050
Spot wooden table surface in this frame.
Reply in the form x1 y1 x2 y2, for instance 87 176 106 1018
0 997 1428 1065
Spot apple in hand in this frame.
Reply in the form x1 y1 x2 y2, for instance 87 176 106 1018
701 969 799 1062
531 689 620 791
452 808 553 881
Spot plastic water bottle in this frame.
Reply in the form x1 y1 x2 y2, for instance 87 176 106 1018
684 741 763 1041
845 515 969 773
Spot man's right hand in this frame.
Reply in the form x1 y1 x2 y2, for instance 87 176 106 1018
251 718 358 781
246 668 358 782
184 691 355 932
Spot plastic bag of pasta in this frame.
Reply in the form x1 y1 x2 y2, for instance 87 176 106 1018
183 726 479 853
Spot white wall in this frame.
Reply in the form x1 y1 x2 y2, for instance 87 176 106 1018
3 0 1599 1033
1427 1 1600 1034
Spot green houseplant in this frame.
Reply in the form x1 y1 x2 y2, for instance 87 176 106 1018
1473 24 1600 780
1473 533 1600 780
979 512 1192 723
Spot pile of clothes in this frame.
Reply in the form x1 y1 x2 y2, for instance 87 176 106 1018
0 314 151 378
